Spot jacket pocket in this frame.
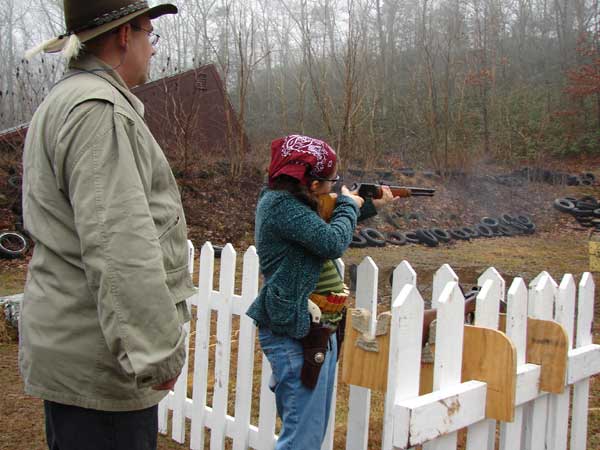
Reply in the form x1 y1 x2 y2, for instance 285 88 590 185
264 285 297 328
158 215 181 241
159 214 188 272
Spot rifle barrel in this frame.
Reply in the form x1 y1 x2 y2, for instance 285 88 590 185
389 186 435 197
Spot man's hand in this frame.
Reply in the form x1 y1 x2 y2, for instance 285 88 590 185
372 185 400 209
341 185 364 209
152 374 180 391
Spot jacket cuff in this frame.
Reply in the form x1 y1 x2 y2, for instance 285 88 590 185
135 331 187 389
358 197 378 222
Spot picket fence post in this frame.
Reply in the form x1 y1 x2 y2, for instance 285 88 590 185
465 268 505 450
423 269 464 450
383 261 418 450
570 273 595 450
345 257 378 450
499 277 529 450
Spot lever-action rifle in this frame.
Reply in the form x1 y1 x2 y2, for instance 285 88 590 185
350 182 435 200
318 182 435 222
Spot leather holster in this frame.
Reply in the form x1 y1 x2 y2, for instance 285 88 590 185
299 323 331 389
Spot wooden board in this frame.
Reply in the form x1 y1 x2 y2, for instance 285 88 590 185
499 314 569 394
419 361 434 396
588 240 600 272
461 325 517 422
419 327 517 422
526 318 569 393
341 309 391 391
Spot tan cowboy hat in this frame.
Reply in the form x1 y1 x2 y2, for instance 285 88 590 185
25 0 177 59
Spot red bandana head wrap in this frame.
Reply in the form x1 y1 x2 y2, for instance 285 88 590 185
268 135 337 187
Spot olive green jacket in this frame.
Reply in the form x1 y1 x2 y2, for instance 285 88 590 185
19 55 196 411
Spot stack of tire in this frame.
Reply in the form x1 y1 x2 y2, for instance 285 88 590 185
554 196 600 229
350 214 535 248
508 168 595 186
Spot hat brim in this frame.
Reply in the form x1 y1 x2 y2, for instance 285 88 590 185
44 3 177 53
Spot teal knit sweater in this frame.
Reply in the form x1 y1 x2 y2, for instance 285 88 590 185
246 189 359 339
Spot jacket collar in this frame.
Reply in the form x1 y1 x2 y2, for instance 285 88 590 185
67 54 145 118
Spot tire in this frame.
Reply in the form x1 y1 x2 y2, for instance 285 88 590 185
524 222 536 234
572 208 593 218
576 200 596 211
449 228 470 240
582 172 596 182
481 217 500 230
579 195 598 205
554 198 575 213
404 231 421 244
509 222 528 234
7 175 21 189
475 224 494 237
415 229 439 247
399 168 415 177
386 231 407 246
0 231 28 259
430 228 451 243
516 215 533 226
581 179 593 186
462 226 480 238
360 228 386 247
500 213 517 225
350 232 368 248
497 225 514 236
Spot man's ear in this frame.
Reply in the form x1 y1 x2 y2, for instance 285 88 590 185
116 24 131 49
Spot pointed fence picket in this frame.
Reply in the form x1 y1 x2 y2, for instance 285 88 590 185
158 242 599 450
345 257 378 450
499 277 530 450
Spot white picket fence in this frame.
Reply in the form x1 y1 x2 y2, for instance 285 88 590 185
158 241 600 449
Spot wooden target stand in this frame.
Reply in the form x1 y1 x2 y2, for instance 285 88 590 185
341 308 569 422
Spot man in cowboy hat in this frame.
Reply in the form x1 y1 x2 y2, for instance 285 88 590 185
20 1 196 448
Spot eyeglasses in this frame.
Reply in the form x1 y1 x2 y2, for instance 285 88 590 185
131 25 160 46
313 174 342 185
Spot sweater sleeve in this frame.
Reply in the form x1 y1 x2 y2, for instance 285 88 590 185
270 194 359 259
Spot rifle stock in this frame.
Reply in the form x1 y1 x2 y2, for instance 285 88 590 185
318 193 338 222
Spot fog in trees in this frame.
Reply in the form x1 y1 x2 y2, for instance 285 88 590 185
1 0 599 171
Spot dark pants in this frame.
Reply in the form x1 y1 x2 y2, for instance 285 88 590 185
44 401 158 450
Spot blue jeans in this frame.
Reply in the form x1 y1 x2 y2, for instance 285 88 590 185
258 327 338 450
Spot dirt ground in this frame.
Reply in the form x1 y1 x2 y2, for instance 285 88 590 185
1 160 600 449
1 230 599 449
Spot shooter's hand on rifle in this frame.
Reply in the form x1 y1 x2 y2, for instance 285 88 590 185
369 185 401 209
341 185 364 209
